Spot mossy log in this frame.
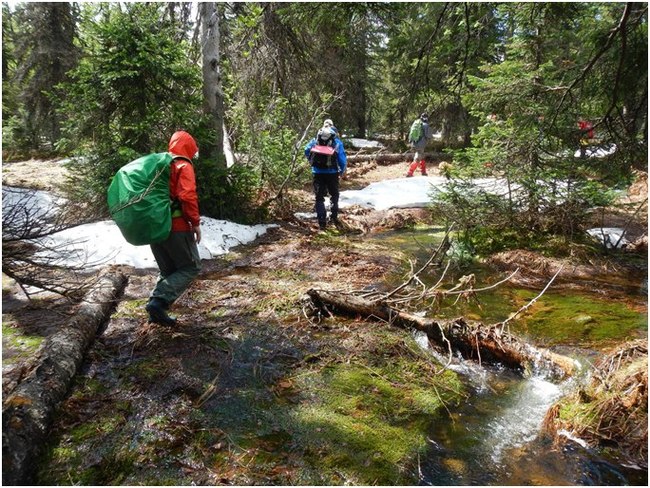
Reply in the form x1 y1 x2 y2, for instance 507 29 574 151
2 268 127 486
306 288 576 379
346 151 445 165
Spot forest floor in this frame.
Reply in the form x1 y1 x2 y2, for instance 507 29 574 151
2 156 648 484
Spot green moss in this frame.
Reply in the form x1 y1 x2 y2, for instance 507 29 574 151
558 400 599 426
113 298 148 318
511 290 647 345
2 321 44 365
70 377 108 398
287 357 463 484
268 268 311 282
121 355 166 382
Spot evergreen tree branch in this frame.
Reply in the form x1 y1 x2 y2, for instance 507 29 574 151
552 3 631 126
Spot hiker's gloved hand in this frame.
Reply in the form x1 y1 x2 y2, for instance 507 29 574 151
193 225 202 244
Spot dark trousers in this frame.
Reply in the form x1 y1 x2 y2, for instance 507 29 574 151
150 231 201 304
313 172 340 226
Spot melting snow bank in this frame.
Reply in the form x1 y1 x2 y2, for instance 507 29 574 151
198 218 277 259
34 218 277 269
573 143 617 159
4 187 277 269
339 175 449 211
2 186 66 232
300 177 630 250
336 176 553 212
345 138 385 149
586 227 629 249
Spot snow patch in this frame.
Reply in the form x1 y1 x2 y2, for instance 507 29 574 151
586 227 629 249
3 186 277 270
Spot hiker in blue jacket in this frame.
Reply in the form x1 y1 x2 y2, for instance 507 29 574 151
305 123 347 230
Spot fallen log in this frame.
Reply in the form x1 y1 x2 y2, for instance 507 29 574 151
346 151 445 165
2 267 128 486
305 288 576 380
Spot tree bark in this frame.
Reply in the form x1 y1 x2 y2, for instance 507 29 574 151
2 268 127 486
305 289 576 379
200 2 225 167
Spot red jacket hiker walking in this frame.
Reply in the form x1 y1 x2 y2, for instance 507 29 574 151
146 131 202 326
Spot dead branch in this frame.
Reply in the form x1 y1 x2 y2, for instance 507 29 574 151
2 187 114 298
380 224 454 303
304 240 575 379
497 265 564 333
305 288 576 379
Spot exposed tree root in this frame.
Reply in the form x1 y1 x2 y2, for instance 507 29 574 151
543 340 648 467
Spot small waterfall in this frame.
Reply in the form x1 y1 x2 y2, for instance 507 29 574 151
483 375 563 463
413 330 575 484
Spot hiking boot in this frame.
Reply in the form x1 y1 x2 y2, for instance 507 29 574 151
330 216 339 226
405 173 413 178
421 172 428 176
146 297 177 326
318 220 327 230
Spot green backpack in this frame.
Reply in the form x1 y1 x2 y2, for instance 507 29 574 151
408 118 424 143
107 152 174 246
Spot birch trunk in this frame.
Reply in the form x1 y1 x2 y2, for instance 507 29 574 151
200 2 225 166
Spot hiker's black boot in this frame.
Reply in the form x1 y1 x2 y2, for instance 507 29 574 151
146 297 177 326
318 220 327 230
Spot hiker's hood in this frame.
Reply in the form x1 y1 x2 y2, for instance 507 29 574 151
169 131 198 161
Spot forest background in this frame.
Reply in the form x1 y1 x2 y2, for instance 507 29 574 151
2 3 648 485
2 2 647 254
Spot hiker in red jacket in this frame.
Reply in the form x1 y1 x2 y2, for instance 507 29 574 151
146 130 202 326
578 118 594 158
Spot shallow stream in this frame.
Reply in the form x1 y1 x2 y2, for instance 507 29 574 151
367 227 648 486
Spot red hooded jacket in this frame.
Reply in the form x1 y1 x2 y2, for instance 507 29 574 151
168 131 200 232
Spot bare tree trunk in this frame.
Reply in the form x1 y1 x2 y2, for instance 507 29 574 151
305 288 576 379
2 268 127 486
200 2 225 167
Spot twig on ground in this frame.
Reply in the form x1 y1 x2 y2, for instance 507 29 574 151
496 265 564 334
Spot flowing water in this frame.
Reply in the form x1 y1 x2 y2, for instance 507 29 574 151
415 333 646 485
368 227 648 486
